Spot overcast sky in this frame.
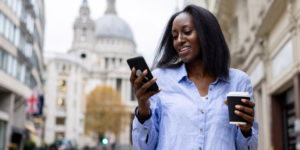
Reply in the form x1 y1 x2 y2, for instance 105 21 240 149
44 0 185 64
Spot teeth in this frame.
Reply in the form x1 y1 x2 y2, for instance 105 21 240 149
180 47 190 52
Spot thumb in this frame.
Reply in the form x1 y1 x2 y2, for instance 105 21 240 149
224 100 228 105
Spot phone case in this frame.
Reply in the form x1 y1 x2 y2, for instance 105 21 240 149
127 56 159 92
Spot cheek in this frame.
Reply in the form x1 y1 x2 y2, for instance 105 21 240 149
173 41 178 50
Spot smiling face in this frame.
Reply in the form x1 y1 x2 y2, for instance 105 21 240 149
172 12 201 64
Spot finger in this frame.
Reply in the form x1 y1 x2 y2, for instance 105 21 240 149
237 123 249 128
145 88 162 97
139 89 161 101
235 110 254 124
134 69 148 89
136 86 161 101
130 67 136 84
241 99 255 108
235 105 254 116
224 100 228 105
140 78 157 92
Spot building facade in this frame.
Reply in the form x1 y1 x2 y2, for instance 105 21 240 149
0 0 45 149
44 53 87 147
205 0 300 149
44 0 138 148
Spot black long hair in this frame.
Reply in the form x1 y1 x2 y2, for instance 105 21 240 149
153 5 230 79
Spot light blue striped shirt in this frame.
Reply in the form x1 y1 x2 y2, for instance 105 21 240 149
132 63 258 150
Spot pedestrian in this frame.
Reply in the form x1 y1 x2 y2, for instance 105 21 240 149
130 4 258 150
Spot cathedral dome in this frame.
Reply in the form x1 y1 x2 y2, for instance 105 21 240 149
95 14 134 42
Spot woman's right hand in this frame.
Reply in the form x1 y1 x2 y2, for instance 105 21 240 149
130 67 161 118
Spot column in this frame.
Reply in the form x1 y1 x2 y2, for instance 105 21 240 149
5 93 15 149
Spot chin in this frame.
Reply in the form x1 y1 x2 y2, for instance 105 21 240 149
180 58 191 63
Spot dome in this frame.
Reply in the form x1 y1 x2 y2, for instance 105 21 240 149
95 14 134 42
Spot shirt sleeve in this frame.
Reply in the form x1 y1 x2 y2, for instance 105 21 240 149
132 95 160 150
235 74 259 150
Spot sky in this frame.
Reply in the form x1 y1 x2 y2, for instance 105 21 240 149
44 0 185 64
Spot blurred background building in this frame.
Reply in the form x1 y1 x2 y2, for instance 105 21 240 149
0 0 45 149
203 0 300 150
44 0 138 149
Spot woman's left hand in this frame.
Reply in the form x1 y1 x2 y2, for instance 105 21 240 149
224 99 255 137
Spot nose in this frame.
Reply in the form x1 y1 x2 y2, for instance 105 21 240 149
177 33 186 44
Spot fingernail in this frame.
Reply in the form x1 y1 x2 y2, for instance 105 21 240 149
143 70 148 73
235 110 239 114
242 99 247 102
235 105 240 109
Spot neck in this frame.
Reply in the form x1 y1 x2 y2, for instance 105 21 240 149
186 59 204 77
185 60 215 81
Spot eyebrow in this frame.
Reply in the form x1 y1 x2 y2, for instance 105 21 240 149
172 25 192 32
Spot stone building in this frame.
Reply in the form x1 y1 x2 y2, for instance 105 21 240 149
44 0 138 148
205 0 300 149
0 0 45 149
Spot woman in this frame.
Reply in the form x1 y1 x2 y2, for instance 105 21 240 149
130 5 258 150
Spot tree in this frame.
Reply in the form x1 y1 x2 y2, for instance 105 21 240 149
84 85 129 142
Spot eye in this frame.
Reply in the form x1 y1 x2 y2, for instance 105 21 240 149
184 30 192 35
172 34 178 40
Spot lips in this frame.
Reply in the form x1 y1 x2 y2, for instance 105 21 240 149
178 46 191 55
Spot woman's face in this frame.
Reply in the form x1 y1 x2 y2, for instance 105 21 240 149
172 12 200 63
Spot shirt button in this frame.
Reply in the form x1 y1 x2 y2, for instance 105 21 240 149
200 129 203 132
205 97 208 100
199 147 202 150
210 88 212 91
201 110 204 114
144 127 147 130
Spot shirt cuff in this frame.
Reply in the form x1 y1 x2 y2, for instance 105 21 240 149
133 114 154 133
237 127 253 144
135 106 152 124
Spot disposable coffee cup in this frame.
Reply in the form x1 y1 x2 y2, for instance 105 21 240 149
227 92 250 125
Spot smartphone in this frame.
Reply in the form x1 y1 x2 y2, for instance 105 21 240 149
127 56 159 92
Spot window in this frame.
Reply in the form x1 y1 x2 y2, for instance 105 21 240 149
20 64 25 83
0 50 2 69
116 78 122 93
0 13 4 35
272 88 296 150
16 0 22 18
55 132 65 139
105 57 108 69
58 80 67 93
11 57 17 77
81 28 87 41
9 25 15 43
4 18 10 39
1 52 8 72
282 88 296 149
57 97 65 107
14 28 20 47
80 53 86 59
62 64 66 71
25 70 31 87
24 42 32 58
56 117 65 125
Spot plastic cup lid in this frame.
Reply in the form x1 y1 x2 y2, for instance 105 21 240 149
226 92 250 97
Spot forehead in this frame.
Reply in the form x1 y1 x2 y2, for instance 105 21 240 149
172 12 194 29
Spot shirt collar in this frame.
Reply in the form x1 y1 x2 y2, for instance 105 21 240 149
176 63 230 84
176 63 188 82
211 76 230 85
